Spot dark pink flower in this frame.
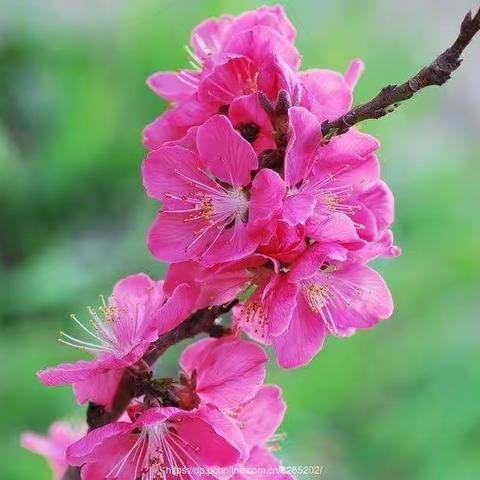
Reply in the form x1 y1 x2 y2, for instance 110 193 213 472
37 273 197 407
143 115 284 265
67 406 245 479
234 237 398 368
21 421 85 480
273 243 396 368
283 106 394 245
143 5 300 150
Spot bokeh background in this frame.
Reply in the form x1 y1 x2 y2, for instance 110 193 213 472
1 0 479 479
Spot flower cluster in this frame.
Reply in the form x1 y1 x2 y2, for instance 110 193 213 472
144 4 399 368
25 5 399 480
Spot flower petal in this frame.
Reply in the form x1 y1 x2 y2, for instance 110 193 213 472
197 115 258 187
237 385 286 448
199 56 259 106
142 145 207 201
283 193 316 226
66 422 132 466
180 337 267 408
72 368 123 410
272 295 327 368
147 70 199 101
225 26 300 69
37 355 127 387
326 263 394 331
284 106 322 187
156 283 199 335
249 169 285 226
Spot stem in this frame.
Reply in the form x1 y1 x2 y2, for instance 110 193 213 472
62 300 237 480
321 8 480 140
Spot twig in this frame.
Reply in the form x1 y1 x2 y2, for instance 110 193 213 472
62 300 237 480
321 8 480 140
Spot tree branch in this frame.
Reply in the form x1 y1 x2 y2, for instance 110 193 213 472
321 8 480 140
62 300 237 480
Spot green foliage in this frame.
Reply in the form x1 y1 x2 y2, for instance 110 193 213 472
1 1 479 479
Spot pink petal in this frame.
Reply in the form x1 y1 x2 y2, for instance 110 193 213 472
233 445 294 480
359 180 395 234
147 70 199 101
288 243 331 283
326 263 394 331
190 15 233 59
164 125 198 152
180 337 267 409
72 368 123 410
306 212 359 243
66 422 132 465
249 169 285 226
37 355 127 387
272 295 327 368
225 26 300 69
142 145 207 201
349 229 401 264
228 5 296 43
283 193 316 226
180 405 246 466
284 106 322 187
199 56 259 106
142 110 186 150
265 276 299 337
320 128 380 159
156 282 199 335
148 211 259 266
147 211 208 263
198 220 261 266
344 58 364 90
111 273 158 303
237 385 286 448
164 261 250 310
197 115 258 187
143 98 215 150
258 56 302 103
21 422 81 480
258 221 307 264
300 68 352 122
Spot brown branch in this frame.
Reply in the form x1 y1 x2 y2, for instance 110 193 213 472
62 300 237 480
321 8 480 140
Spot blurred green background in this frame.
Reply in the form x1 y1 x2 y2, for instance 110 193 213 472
1 1 479 479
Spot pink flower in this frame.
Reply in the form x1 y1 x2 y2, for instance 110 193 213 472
37 273 198 407
235 237 399 368
178 337 268 410
143 115 285 265
21 421 85 480
270 245 394 368
282 106 394 245
144 5 300 150
67 406 245 479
